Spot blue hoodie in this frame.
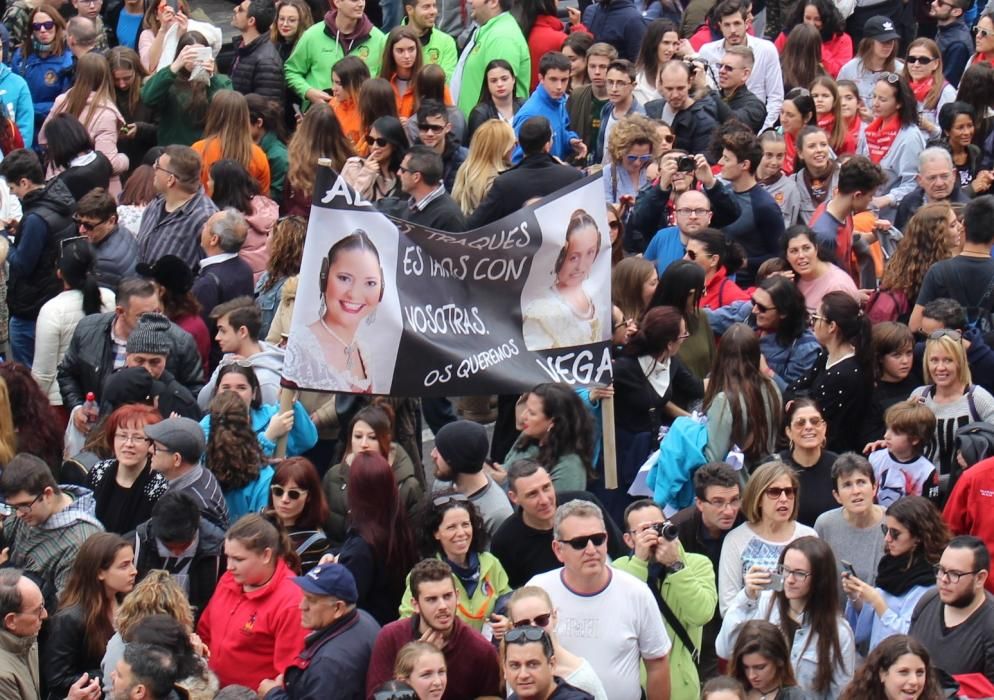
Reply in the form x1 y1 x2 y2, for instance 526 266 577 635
511 82 579 163
11 47 73 131
0 62 33 148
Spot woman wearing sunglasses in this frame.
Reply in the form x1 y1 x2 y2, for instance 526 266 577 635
718 536 856 699
901 39 956 138
505 586 608 699
842 496 949 653
341 114 409 202
717 460 817 615
684 229 749 311
775 398 839 526
399 493 511 633
265 456 330 574
284 103 356 217
11 5 73 140
602 113 659 205
964 10 994 72
910 330 994 482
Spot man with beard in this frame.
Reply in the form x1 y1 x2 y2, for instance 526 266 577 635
431 420 512 537
909 536 994 685
365 559 500 699
109 643 182 700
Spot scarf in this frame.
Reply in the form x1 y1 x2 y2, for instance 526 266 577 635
446 551 481 597
863 115 901 164
910 76 935 104
802 163 835 207
875 551 936 596
817 111 835 135
783 130 797 176
973 52 994 67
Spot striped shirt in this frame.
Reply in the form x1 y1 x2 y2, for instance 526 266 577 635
167 465 230 529
137 191 218 268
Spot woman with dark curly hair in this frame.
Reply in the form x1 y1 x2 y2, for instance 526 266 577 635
773 0 852 76
501 383 595 492
256 215 306 340
399 494 511 632
265 456 330 573
0 361 62 471
843 496 950 652
839 634 943 700
728 619 807 699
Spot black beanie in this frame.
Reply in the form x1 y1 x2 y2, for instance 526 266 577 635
435 420 489 475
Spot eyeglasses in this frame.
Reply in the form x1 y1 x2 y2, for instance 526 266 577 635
905 55 936 65
366 135 389 147
271 485 308 500
928 329 962 342
790 416 825 429
764 486 797 500
606 79 633 88
512 612 552 628
718 63 738 72
675 208 711 217
557 532 608 550
417 122 445 133
608 220 621 230
809 313 825 326
4 493 43 514
880 524 904 539
626 153 653 164
114 432 149 444
397 165 419 175
32 20 55 30
661 134 675 143
504 626 554 656
935 565 980 583
73 217 107 232
781 565 811 581
701 496 741 510
751 297 775 313
432 492 469 507
612 317 634 332
153 162 177 178
151 443 175 456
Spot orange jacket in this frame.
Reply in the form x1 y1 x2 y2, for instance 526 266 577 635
192 137 271 195
389 74 452 118
334 97 367 156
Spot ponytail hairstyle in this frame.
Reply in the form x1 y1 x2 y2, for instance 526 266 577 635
687 228 745 277
58 236 102 316
205 390 263 490
227 512 301 571
819 291 873 382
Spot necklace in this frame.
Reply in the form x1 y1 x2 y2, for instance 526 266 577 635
755 686 780 700
319 318 357 371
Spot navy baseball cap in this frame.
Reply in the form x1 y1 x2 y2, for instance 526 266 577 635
293 563 358 603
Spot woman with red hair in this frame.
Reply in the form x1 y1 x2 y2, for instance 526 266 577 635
86 403 166 534
338 451 416 625
265 456 329 573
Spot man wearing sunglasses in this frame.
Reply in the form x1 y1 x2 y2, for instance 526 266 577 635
411 100 466 193
528 500 672 700
930 0 971 85
74 188 137 291
504 627 594 699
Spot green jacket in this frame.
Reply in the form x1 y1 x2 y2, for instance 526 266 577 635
420 26 458 81
456 12 530 115
140 68 233 147
259 130 288 203
613 550 717 700
399 551 512 632
503 441 587 492
284 21 385 99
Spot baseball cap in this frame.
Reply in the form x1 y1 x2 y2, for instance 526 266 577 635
293 563 358 603
863 16 900 42
143 416 206 464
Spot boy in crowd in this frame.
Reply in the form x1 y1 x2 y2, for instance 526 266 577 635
868 400 940 506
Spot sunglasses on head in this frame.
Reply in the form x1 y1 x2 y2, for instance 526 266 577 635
504 625 554 656
928 328 962 342
432 492 469 507
366 135 389 147
513 612 552 628
557 532 608 550
33 20 55 30
271 485 307 500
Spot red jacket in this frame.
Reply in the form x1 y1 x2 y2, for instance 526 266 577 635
197 559 308 689
528 15 586 91
774 30 853 77
701 267 751 310
943 456 994 594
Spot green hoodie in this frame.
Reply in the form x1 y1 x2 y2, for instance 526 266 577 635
419 26 458 81
455 11 530 115
284 18 386 99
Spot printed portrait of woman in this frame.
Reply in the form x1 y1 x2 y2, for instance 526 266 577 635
285 229 384 393
522 209 604 350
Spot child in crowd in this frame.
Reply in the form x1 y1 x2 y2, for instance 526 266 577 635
868 400 940 506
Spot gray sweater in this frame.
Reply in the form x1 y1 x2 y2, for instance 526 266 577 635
814 507 885 585
857 123 927 220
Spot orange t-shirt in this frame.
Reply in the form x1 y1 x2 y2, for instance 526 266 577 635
333 98 366 156
192 137 271 195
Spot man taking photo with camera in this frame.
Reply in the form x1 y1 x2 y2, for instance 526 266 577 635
614 499 718 700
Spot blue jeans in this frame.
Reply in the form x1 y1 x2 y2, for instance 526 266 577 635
8 316 35 367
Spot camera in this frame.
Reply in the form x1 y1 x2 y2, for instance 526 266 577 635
762 569 784 592
677 156 696 173
651 521 679 541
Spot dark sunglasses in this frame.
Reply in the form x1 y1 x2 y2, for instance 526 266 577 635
418 122 445 133
904 55 936 64
32 20 55 30
751 297 775 313
608 220 621 230
881 524 903 539
928 328 962 342
557 532 608 550
271 485 307 500
366 135 389 147
685 249 712 261
513 612 552 628
73 217 106 232
764 486 797 499
626 153 653 164
504 626 554 656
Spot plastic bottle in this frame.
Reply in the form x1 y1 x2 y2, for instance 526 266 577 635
82 392 98 426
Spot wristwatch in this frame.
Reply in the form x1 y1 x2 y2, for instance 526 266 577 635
666 561 685 574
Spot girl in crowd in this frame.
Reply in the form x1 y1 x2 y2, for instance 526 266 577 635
787 290 874 453
87 404 167 534
452 119 515 215
270 0 313 61
32 238 114 407
502 383 595 492
256 215 306 339
117 164 157 233
43 113 113 201
284 103 356 216
717 461 818 614
965 10 994 71
757 132 801 230
138 0 192 72
603 113 659 203
955 64 994 145
12 5 73 138
196 514 308 690
684 229 748 310
322 404 424 547
400 495 511 631
519 0 569 91
843 496 950 651
109 47 154 179
140 254 210 375
773 0 852 76
903 39 956 138
45 533 137 700
562 31 593 92
0 362 63 471
611 256 657 324
194 90 271 194
633 20 680 104
141 33 233 146
837 79 866 151
910 330 994 480
782 225 859 314
341 115 409 202
506 586 608 699
467 60 523 143
781 25 828 93
718 536 856 699
811 76 855 156
792 126 840 225
779 89 817 177
43 53 128 194
380 26 424 118
728 620 808 699
607 203 626 265
839 634 944 700
332 56 371 153
393 642 447 700
650 260 714 379
939 102 992 195
863 322 918 443
266 457 330 573
838 22 905 105
774 398 839 526
704 323 782 470
701 677 748 700
858 74 926 219
338 451 416 625
209 159 278 282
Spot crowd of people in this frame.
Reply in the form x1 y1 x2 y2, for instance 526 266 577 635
0 0 992 696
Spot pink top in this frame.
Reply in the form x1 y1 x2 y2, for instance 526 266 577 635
797 263 860 314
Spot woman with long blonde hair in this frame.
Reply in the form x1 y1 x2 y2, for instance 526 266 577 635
284 103 356 217
452 119 515 215
192 89 270 194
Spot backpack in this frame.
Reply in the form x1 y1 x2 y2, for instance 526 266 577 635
865 288 909 324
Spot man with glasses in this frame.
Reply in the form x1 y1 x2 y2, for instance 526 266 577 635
512 52 586 164
528 500 672 700
411 99 466 193
714 46 765 133
230 0 284 103
385 145 465 231
0 569 49 698
931 0 971 85
593 59 644 165
504 626 594 699
644 185 713 276
894 147 969 232
74 188 137 291
909 535 994 686
0 454 103 600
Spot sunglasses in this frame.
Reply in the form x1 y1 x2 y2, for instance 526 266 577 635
418 122 445 133
905 55 936 65
626 153 653 164
975 26 993 38
685 249 712 261
366 135 389 147
751 297 775 313
73 217 106 232
271 485 308 500
504 625 554 656
928 328 962 342
790 416 825 429
512 612 552 628
608 220 621 230
432 492 469 507
881 524 903 539
32 20 55 30
764 486 797 500
612 317 634 332
557 532 608 550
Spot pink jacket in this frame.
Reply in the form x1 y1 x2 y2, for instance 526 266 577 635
241 194 279 283
41 92 129 195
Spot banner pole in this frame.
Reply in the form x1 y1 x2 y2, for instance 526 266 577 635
274 388 294 459
602 395 617 489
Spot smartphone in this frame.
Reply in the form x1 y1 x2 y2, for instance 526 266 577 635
841 560 856 578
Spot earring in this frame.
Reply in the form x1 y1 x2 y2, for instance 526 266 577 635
318 296 327 318
366 309 377 325
788 439 794 451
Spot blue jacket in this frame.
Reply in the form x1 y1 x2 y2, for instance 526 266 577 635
644 225 685 275
511 83 579 163
647 415 708 510
594 97 645 165
0 61 34 148
581 0 646 61
11 48 72 123
224 464 274 522
199 400 318 459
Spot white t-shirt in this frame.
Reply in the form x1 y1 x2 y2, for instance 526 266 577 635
527 567 672 700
